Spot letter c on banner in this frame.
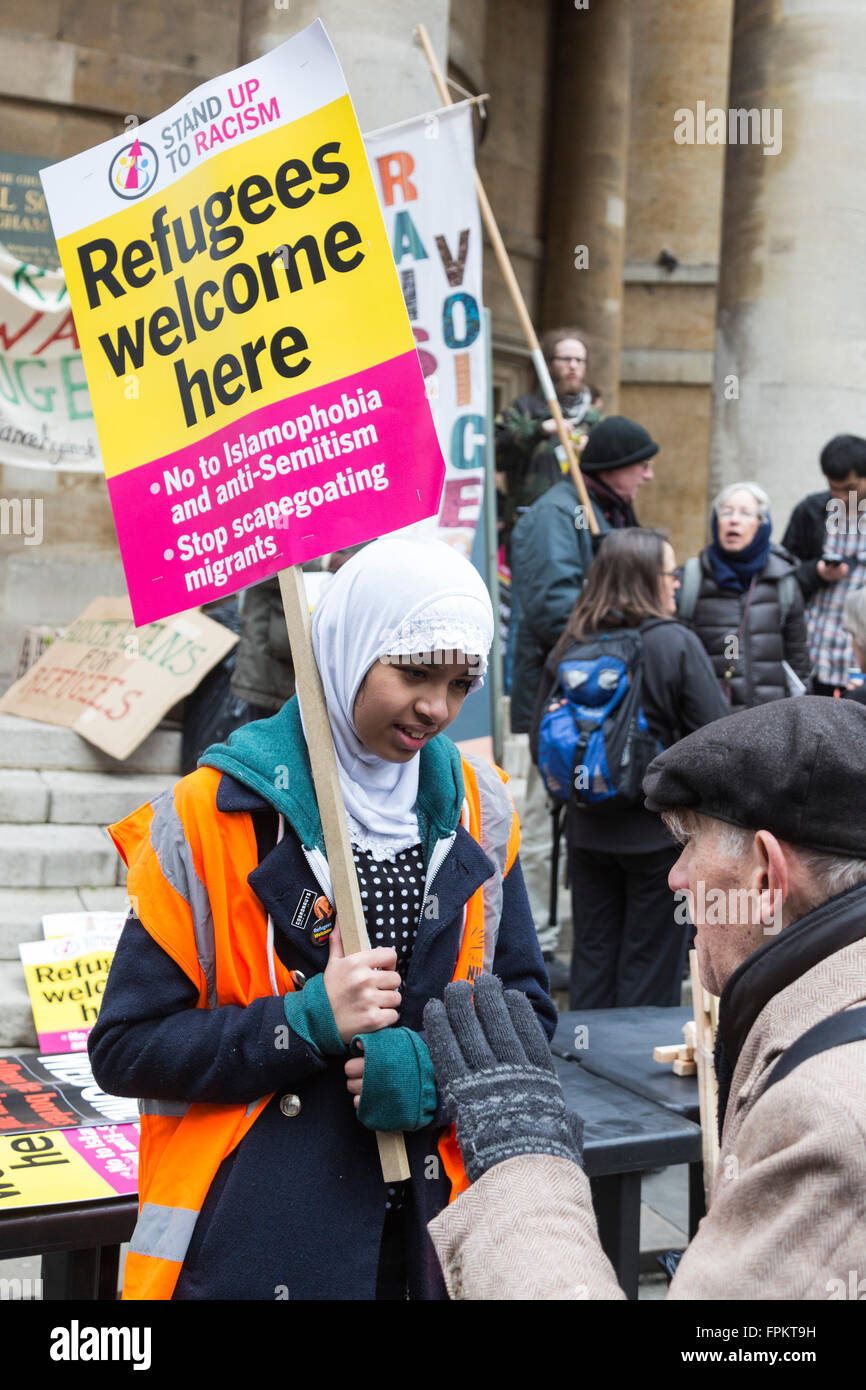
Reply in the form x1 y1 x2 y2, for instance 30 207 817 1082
442 293 480 350
450 414 485 471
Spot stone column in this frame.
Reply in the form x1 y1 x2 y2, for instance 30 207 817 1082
540 0 631 410
618 0 733 561
241 0 449 132
708 0 866 525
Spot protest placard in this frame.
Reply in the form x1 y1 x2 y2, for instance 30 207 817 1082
42 910 128 940
0 1122 139 1209
40 21 444 626
0 1051 138 1134
0 596 236 759
366 103 485 557
19 932 120 1053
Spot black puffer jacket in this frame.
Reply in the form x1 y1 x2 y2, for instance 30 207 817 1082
683 546 812 707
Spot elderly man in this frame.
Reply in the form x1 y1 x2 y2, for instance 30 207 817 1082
424 697 866 1299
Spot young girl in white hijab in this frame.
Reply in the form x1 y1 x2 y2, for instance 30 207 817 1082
91 538 555 1301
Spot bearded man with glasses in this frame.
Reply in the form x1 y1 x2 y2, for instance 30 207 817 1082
495 328 602 566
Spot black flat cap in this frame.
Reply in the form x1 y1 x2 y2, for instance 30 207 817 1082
643 696 866 857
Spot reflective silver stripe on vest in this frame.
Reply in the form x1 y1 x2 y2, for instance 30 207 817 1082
129 1201 200 1263
137 1098 190 1118
148 790 218 1009
464 753 516 973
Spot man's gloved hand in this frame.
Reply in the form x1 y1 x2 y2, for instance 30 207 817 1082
423 973 584 1184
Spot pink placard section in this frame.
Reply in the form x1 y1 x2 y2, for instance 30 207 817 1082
65 1123 140 1195
108 350 445 626
38 1029 90 1053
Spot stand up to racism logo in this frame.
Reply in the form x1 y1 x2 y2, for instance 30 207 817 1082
108 139 159 200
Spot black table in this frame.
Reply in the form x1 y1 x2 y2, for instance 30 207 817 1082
553 1006 707 1237
0 1050 701 1302
554 1056 701 1297
0 1195 137 1299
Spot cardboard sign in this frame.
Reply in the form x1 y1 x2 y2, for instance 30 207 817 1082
18 932 120 1052
366 103 486 557
0 595 236 759
0 1122 139 1209
0 1051 138 1133
40 21 444 624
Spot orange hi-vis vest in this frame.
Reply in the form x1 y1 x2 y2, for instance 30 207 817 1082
109 752 519 1301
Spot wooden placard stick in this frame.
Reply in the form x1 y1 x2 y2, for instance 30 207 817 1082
278 565 410 1183
415 23 599 537
689 949 720 1204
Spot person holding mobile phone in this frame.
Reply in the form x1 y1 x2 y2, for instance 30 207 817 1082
782 434 866 695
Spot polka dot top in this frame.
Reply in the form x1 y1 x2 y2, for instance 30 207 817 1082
351 841 426 1217
351 842 426 976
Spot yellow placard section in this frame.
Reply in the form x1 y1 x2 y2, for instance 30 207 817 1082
21 946 114 1039
0 1130 113 1207
57 96 414 479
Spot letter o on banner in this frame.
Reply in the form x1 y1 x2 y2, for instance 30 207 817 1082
442 292 480 350
450 414 484 471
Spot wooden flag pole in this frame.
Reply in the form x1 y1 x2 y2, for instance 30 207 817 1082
415 23 599 536
689 949 720 1205
278 565 410 1183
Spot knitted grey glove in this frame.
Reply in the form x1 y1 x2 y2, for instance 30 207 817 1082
423 973 584 1183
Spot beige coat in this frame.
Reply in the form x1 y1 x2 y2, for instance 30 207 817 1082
429 938 866 1300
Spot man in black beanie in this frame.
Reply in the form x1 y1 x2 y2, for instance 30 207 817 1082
507 416 659 972
423 697 866 1299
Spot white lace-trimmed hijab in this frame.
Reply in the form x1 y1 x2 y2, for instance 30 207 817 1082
304 537 494 859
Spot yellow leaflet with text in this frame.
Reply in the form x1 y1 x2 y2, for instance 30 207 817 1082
0 1130 113 1207
21 944 114 1039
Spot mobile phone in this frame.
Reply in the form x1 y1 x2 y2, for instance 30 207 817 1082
821 551 844 567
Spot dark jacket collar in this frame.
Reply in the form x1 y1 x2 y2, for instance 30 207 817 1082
715 880 866 1130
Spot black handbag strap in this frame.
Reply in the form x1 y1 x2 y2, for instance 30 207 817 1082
761 1007 866 1095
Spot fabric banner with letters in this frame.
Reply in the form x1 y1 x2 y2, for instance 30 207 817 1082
366 103 486 558
0 242 101 472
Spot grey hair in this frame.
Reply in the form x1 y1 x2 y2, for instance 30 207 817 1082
662 809 866 900
712 481 771 522
843 586 866 652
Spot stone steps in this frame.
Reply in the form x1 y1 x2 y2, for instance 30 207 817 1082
0 769 175 825
0 886 130 960
0 823 122 890
0 715 182 774
0 960 37 1050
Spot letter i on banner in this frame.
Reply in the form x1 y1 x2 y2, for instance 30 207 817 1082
39 21 444 1183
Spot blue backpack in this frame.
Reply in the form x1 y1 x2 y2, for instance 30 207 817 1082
537 627 664 808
